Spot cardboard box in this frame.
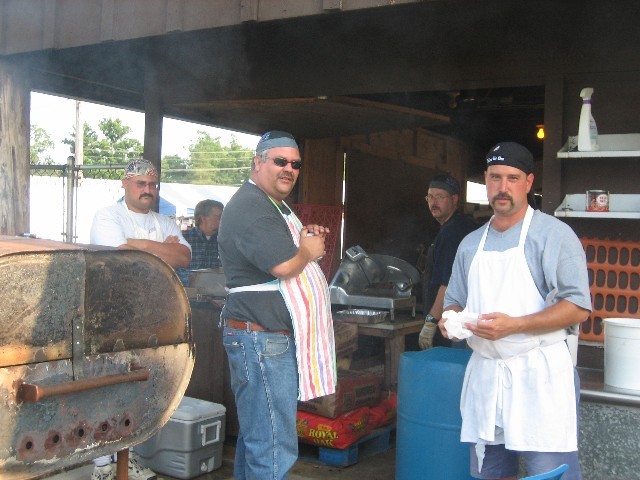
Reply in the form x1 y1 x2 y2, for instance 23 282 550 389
298 370 383 419
134 396 226 479
333 321 358 357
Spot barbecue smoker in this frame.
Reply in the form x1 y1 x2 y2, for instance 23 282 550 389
186 267 227 303
0 236 194 480
329 246 420 320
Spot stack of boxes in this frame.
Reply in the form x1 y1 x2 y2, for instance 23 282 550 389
296 320 395 450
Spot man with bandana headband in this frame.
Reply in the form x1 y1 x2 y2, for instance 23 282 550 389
90 158 191 268
89 158 191 480
218 131 336 479
441 142 591 480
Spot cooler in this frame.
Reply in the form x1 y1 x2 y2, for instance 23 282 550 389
134 396 226 479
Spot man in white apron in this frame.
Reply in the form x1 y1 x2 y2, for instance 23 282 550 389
90 158 191 269
441 142 591 480
218 131 336 480
89 158 191 480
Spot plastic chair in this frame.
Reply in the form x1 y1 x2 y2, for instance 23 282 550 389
522 463 569 480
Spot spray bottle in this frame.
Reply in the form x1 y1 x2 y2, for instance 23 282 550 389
577 87 599 151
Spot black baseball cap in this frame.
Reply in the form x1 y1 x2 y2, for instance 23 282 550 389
485 142 534 174
429 174 460 195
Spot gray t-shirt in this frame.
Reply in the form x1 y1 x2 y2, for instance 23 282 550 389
444 209 591 333
218 181 298 331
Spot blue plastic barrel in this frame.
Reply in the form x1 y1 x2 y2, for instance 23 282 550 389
396 347 473 480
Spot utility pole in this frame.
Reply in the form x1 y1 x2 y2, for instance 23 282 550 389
63 101 83 243
64 155 74 243
75 100 83 170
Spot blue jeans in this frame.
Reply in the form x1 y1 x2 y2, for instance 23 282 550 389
223 327 299 480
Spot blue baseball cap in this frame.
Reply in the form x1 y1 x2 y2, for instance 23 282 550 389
256 131 299 153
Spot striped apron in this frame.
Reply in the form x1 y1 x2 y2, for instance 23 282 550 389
227 201 337 401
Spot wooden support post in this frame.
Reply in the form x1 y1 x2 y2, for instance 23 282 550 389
117 449 129 480
143 68 164 213
0 59 30 236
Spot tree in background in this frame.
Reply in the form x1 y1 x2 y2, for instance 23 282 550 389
161 154 192 183
63 118 143 165
30 125 55 165
162 131 253 185
52 117 254 184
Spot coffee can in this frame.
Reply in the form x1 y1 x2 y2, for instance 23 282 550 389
586 190 609 212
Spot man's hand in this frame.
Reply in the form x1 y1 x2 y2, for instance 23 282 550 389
419 321 438 350
271 224 329 279
125 237 191 268
465 312 521 341
299 225 327 262
438 306 463 340
163 235 180 244
304 224 330 238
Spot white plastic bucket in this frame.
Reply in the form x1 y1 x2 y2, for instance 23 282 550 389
604 318 640 391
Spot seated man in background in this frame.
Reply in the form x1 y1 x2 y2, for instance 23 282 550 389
177 199 224 286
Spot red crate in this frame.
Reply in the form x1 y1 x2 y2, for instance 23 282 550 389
580 237 640 343
292 204 342 281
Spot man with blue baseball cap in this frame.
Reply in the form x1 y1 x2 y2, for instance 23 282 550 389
218 131 336 479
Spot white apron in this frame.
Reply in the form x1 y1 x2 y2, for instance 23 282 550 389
122 201 163 241
461 206 577 455
227 199 337 402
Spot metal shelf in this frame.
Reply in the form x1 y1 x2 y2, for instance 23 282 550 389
557 134 640 158
554 194 640 219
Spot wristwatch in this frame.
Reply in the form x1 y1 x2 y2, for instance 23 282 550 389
425 313 437 324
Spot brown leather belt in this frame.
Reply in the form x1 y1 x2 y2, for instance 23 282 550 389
225 318 290 336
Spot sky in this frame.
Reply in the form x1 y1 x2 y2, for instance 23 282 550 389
30 91 260 162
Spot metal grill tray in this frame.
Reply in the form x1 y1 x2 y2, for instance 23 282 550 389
334 309 388 324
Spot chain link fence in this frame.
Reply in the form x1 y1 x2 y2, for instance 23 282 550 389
30 162 131 243
29 159 247 244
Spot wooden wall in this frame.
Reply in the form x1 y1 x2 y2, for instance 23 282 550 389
298 128 479 265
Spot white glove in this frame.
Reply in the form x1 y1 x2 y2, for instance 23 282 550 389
419 321 438 350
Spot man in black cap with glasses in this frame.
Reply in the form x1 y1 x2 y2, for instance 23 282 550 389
419 174 477 350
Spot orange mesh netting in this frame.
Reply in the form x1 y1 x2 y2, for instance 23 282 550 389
293 204 343 281
580 237 640 343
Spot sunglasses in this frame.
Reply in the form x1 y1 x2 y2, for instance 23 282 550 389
268 156 303 170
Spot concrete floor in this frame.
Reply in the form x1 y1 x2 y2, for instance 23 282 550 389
47 439 397 479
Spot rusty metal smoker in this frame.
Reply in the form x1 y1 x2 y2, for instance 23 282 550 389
0 236 195 479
